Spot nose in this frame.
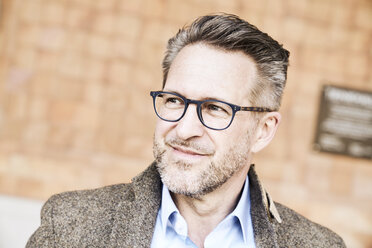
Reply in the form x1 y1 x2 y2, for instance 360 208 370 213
175 104 204 140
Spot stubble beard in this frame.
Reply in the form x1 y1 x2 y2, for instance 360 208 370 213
153 133 254 199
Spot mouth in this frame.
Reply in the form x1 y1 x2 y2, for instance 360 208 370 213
170 145 210 158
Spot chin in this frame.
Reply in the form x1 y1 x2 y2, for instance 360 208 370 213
156 159 224 198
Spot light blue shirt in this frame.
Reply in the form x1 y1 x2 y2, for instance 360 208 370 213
151 176 256 248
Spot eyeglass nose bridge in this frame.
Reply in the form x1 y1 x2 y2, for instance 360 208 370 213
181 98 205 126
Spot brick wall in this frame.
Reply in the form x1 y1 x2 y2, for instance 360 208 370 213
0 0 371 247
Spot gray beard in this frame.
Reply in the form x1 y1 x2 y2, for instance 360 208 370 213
153 137 251 199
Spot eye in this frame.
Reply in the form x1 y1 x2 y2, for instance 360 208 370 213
207 104 226 112
166 97 182 104
162 94 184 109
202 101 231 118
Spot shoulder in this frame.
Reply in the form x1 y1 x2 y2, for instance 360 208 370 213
27 163 162 247
42 163 161 227
43 182 135 223
27 183 136 247
47 182 134 209
273 202 346 248
47 183 134 240
46 161 162 212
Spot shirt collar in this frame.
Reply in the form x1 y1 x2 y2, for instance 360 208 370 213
159 184 179 235
159 175 252 243
229 175 252 244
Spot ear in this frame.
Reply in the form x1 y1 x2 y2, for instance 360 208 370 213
251 112 281 153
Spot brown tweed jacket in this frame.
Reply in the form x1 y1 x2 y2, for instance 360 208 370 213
27 163 346 247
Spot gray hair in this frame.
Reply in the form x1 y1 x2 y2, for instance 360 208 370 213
162 14 290 110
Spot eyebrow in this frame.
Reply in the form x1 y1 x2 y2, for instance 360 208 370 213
164 90 231 103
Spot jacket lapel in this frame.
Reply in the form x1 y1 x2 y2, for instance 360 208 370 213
109 163 162 247
249 165 281 248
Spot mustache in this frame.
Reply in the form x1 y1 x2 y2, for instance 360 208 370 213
165 138 215 155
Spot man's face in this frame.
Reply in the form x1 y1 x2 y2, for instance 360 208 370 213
153 43 259 198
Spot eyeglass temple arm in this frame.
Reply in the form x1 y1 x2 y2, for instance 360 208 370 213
240 107 274 112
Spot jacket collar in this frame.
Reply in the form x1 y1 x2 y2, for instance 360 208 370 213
109 162 162 247
249 164 281 247
109 163 281 247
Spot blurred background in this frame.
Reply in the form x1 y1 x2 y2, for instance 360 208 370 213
0 0 371 247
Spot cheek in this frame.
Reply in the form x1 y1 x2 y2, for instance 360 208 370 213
209 131 234 155
213 124 252 153
154 120 175 139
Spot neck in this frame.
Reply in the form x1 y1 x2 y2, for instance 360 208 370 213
171 164 250 248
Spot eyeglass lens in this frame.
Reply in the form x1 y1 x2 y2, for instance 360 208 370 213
154 92 233 129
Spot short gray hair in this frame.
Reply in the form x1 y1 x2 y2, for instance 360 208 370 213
162 14 290 110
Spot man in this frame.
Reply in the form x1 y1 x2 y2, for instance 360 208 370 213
27 14 346 247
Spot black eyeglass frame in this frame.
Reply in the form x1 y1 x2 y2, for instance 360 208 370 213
150 91 274 131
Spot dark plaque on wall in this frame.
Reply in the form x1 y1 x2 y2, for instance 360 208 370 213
314 85 372 159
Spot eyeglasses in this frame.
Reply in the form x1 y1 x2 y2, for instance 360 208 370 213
150 91 273 131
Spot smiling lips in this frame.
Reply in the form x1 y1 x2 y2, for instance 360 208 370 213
171 145 210 157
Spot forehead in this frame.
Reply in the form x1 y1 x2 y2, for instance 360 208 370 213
164 43 258 104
